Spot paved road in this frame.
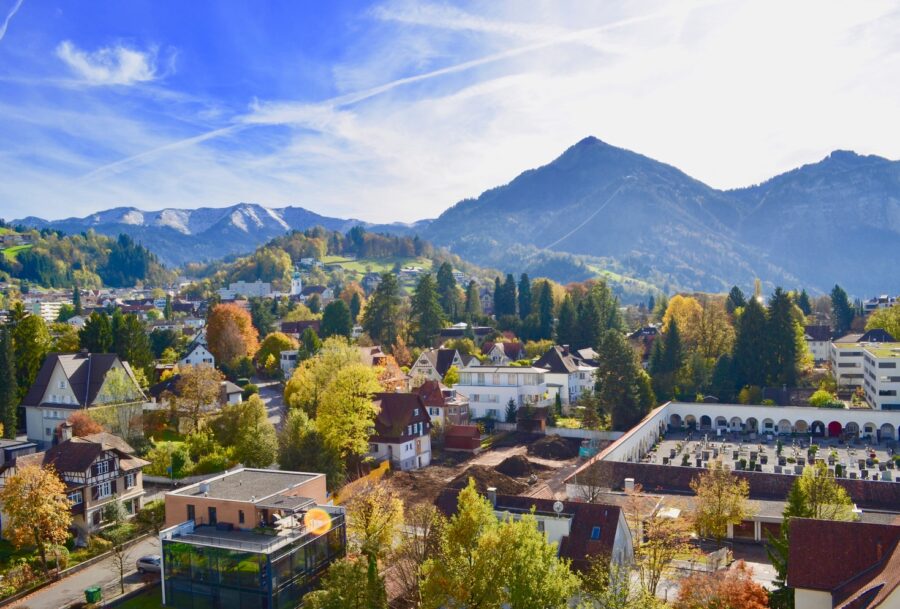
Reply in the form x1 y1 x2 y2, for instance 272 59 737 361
258 383 286 430
18 536 160 609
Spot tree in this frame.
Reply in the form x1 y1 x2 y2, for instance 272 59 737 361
420 481 578 609
796 289 812 316
135 499 166 535
663 295 704 351
675 560 768 609
93 367 145 441
696 298 736 360
768 463 855 609
830 284 854 335
493 273 517 318
505 398 517 423
170 365 224 432
321 300 353 338
536 280 554 340
582 557 666 609
767 287 803 386
284 337 360 416
517 273 532 319
595 329 655 430
349 291 363 323
12 313 51 401
464 280 482 317
56 303 76 322
66 410 103 436
650 318 684 400
392 504 445 607
111 311 153 375
689 461 751 546
316 363 381 466
206 303 260 367
346 482 403 593
278 409 344 490
72 284 82 315
232 395 277 467
576 297 601 351
0 325 18 438
303 556 387 609
436 262 461 321
410 273 446 347
635 513 696 595
256 332 299 376
361 273 401 348
307 294 322 314
555 295 579 348
726 286 746 314
733 297 769 388
249 297 276 337
0 465 72 576
442 365 459 387
866 304 900 339
299 327 322 357
163 294 173 320
106 521 137 594
50 322 80 352
79 311 113 353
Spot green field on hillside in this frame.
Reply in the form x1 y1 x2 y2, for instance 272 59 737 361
321 255 433 274
2 244 33 260
586 264 657 292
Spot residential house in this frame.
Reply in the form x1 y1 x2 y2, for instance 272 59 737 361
280 349 300 377
863 295 899 316
534 346 596 406
454 365 549 420
481 341 525 365
3 429 148 539
830 329 897 389
280 319 321 339
436 488 633 572
26 299 70 323
21 352 146 449
67 315 88 329
861 343 900 411
217 280 272 301
805 325 832 364
369 393 432 470
160 468 345 609
412 380 469 426
299 285 334 305
408 348 470 386
788 518 900 609
179 344 215 368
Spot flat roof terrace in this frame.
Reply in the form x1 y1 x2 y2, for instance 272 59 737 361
168 468 321 502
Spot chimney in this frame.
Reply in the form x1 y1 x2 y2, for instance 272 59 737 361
624 478 635 492
486 487 497 507
59 422 74 443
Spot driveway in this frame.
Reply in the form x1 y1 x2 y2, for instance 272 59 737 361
258 383 286 429
16 536 160 609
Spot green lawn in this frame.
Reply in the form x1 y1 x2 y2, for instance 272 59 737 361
149 429 183 443
2 244 33 260
116 587 163 609
321 255 433 275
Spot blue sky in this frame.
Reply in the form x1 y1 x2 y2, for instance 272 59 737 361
1 0 899 222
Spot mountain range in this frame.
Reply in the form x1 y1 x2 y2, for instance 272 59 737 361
14 137 900 296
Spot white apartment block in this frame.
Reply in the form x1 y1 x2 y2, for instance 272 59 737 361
217 280 272 300
862 294 898 315
830 329 897 389
454 366 549 420
862 344 900 411
27 299 70 322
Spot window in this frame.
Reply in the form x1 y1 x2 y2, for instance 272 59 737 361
96 481 112 498
370 443 378 453
67 491 83 505
96 460 110 475
239 510 245 524
125 472 136 489
58 380 67 389
187 504 195 521
879 362 897 369
45 427 51 437
413 408 419 415
590 526 602 540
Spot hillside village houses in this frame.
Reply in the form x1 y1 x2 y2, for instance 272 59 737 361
21 352 147 449
1 428 149 541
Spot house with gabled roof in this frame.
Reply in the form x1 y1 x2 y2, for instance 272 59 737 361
412 380 469 426
481 341 525 365
21 352 146 449
409 348 470 386
369 392 432 470
2 427 149 539
534 346 596 405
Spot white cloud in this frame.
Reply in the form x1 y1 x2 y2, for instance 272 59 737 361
56 40 161 85
0 0 25 43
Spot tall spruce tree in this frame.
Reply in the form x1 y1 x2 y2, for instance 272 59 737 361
464 280 482 317
555 295 578 348
79 311 113 353
72 285 82 315
650 319 684 400
576 298 601 351
536 281 554 340
767 287 801 386
321 300 353 338
595 329 655 430
163 294 173 320
517 274 532 320
830 284 854 335
492 277 503 316
732 298 768 389
501 273 518 317
436 263 460 321
796 289 812 316
410 274 446 347
726 286 746 314
349 292 363 323
0 325 18 438
361 273 402 348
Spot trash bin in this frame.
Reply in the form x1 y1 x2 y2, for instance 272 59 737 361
85 585 102 603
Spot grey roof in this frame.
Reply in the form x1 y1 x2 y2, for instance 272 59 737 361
254 494 315 513
421 348 459 377
170 468 320 502
535 346 579 374
21 352 144 408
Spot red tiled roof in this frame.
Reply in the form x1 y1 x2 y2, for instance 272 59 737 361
788 518 900 603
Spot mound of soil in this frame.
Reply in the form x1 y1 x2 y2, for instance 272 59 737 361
494 454 546 477
527 434 579 460
448 465 527 495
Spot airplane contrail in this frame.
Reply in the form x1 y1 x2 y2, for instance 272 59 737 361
0 0 25 43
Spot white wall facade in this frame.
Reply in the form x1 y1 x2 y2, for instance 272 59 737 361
370 434 432 470
831 343 866 387
455 367 549 419
862 346 900 411
807 340 829 363
179 345 215 368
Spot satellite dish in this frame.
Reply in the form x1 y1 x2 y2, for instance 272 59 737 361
553 501 564 514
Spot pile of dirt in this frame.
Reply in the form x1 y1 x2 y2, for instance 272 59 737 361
448 465 527 495
527 434 579 460
494 454 545 477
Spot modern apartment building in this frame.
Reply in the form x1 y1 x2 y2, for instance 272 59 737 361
862 343 900 411
160 468 345 609
830 329 896 389
454 366 549 419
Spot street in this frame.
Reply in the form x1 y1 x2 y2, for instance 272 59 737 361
258 382 286 429
18 536 160 609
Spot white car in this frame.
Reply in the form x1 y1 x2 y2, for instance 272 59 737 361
136 555 161 574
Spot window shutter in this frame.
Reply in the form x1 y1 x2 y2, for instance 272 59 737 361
111 480 117 494
91 485 99 501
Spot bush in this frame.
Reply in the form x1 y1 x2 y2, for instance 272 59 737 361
810 389 842 408
242 384 259 400
87 536 113 555
192 450 232 475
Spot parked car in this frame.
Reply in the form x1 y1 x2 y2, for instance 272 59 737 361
136 555 162 574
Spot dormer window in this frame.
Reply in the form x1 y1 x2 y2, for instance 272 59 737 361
58 380 67 389
590 526 602 540
413 408 419 416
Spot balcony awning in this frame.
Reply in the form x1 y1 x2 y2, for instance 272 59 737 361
254 494 315 513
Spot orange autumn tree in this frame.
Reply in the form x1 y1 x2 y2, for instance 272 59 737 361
66 410 103 437
206 303 260 367
674 561 768 609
